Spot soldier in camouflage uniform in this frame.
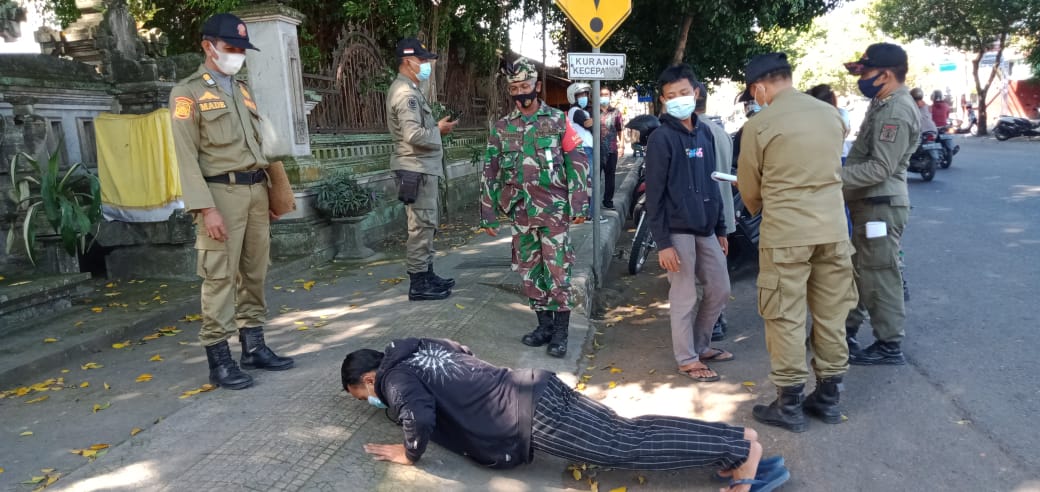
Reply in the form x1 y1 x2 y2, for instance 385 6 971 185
481 57 589 358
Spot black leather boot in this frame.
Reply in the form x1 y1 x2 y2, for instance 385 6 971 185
205 340 253 390
522 311 556 347
427 264 455 289
849 340 906 365
546 311 569 358
803 376 844 424
752 384 807 433
408 271 451 301
240 327 294 371
711 312 728 341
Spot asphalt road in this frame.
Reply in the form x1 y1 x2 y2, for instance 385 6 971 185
585 136 1040 492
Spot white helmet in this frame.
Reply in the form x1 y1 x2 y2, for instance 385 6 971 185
567 82 592 105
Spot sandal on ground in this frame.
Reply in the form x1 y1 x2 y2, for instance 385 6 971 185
677 363 720 382
700 347 735 362
713 455 785 482
726 465 790 492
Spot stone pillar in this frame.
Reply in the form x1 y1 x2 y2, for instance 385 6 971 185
236 3 311 159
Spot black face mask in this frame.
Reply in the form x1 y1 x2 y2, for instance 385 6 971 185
512 90 539 109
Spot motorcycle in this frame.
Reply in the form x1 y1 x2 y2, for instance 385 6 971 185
993 114 1040 141
934 127 960 169
949 105 978 135
908 132 941 182
624 115 660 274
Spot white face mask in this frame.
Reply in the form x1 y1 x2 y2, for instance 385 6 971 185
665 95 697 120
210 45 246 76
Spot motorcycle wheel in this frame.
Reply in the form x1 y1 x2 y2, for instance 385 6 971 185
628 212 653 275
920 161 936 182
939 150 952 169
994 127 1011 141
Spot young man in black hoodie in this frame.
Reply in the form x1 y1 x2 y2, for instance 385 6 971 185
341 338 790 491
645 64 736 383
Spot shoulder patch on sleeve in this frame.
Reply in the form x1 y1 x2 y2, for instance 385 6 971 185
407 97 418 111
879 124 899 142
174 96 194 120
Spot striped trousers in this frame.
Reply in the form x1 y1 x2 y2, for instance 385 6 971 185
531 376 750 470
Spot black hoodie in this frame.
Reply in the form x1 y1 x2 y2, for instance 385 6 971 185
374 338 551 468
645 113 726 249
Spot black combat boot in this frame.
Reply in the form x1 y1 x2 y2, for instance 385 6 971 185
408 271 451 301
522 311 556 347
803 376 844 424
240 327 295 371
849 340 906 365
711 312 728 341
427 264 455 289
752 384 807 433
546 311 570 358
845 323 862 357
205 340 253 390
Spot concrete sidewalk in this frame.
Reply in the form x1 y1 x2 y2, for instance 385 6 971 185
0 159 640 491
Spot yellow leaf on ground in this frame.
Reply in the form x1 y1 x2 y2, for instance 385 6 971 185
141 333 161 341
303 281 316 291
314 321 329 327
89 444 109 451
609 367 623 374
608 381 618 389
79 382 89 388
149 355 163 362
455 304 465 309
131 427 143 436
0 467 3 473
61 369 70 373
585 354 596 359
92 402 111 413
74 321 84 328
297 326 309 331
742 381 756 387
591 480 599 492
103 383 110 390
24 476 45 484
294 321 306 325
81 362 103 370
105 282 116 288
572 468 582 480
648 369 656 375
20 431 33 436
135 374 153 383
112 341 132 349
90 307 103 313
637 476 647 485
181 314 202 322
609 487 628 492
179 383 216 399
575 382 587 391
25 396 48 404
43 338 58 343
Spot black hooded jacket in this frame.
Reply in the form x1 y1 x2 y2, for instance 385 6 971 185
374 338 552 468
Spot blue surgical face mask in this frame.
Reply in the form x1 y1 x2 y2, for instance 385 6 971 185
577 96 588 108
753 86 769 110
366 385 387 409
858 73 883 99
417 62 432 81
665 95 697 120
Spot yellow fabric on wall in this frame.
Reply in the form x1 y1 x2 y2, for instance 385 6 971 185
96 108 182 209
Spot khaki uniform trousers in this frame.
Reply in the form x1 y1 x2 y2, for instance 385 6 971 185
405 174 440 274
195 181 270 346
846 200 909 343
757 240 858 387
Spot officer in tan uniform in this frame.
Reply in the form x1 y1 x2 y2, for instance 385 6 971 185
386 37 458 301
841 43 918 366
737 53 858 433
170 13 293 390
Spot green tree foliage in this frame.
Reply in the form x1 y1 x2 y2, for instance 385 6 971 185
871 0 1040 135
581 0 840 89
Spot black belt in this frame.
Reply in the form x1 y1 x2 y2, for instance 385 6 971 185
204 170 267 185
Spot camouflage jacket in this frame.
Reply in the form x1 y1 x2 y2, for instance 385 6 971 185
480 101 589 229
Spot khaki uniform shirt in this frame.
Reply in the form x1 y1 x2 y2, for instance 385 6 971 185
169 65 268 211
386 74 443 176
841 86 919 206
737 88 849 248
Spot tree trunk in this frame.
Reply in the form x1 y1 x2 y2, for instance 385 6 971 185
972 33 1008 136
671 15 693 65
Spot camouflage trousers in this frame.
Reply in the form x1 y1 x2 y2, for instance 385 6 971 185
511 223 574 312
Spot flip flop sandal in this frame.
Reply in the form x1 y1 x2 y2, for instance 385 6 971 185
677 365 720 382
727 465 790 492
700 348 735 363
713 455 785 482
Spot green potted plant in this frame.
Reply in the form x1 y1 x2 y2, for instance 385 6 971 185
5 149 102 270
312 170 380 260
313 170 378 219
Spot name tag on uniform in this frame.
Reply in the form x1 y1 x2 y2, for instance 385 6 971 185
545 149 554 171
686 147 704 158
199 101 228 112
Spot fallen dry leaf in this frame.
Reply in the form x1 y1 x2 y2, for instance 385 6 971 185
112 341 132 349
90 307 103 313
609 487 628 492
302 280 316 291
61 369 70 373
25 396 49 404
20 431 33 436
43 338 58 343
135 374 153 383
955 419 971 425
742 381 756 387
0 467 3 474
648 369 656 375
179 384 217 399
81 362 103 370
141 333 161 341
608 381 618 389
181 314 203 322
297 326 309 331
105 282 116 288
74 321 84 328
455 303 465 310
609 367 623 374
92 402 111 413
637 475 646 484
575 382 587 391
23 476 45 484
149 355 163 362
79 382 89 388
103 383 111 390
130 428 143 436
572 468 582 480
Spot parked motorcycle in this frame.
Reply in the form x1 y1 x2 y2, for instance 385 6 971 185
934 128 960 169
993 114 1040 141
908 132 941 182
624 115 660 274
949 104 977 135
